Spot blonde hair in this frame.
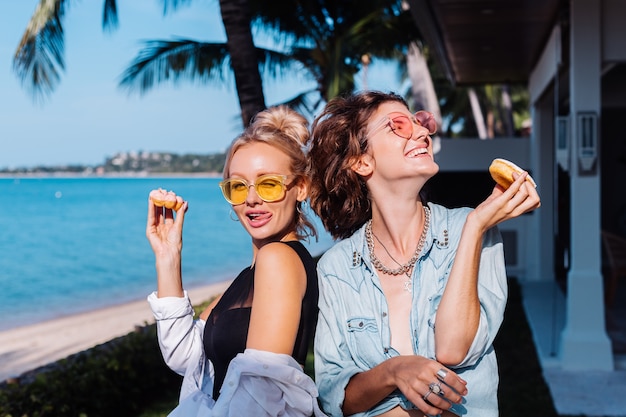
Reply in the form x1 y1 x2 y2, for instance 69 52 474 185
224 106 317 240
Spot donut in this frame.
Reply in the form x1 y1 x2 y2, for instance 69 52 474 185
489 158 537 189
149 188 184 211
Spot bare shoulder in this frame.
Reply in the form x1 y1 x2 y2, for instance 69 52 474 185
255 241 307 292
256 241 304 267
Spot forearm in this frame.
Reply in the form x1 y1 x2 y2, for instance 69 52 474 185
343 359 398 415
155 250 184 298
435 214 483 364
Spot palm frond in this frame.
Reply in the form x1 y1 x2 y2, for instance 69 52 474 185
271 89 322 118
118 39 231 94
102 0 119 32
343 9 419 59
119 40 311 96
258 47 309 80
13 0 69 100
158 0 195 15
255 1 420 101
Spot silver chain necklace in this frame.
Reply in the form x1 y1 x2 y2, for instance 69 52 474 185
365 206 430 292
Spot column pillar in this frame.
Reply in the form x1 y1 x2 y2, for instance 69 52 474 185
560 0 613 371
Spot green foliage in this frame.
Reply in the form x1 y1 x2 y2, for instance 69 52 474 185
304 344 315 379
103 152 226 174
135 395 179 417
0 292 222 417
0 326 181 417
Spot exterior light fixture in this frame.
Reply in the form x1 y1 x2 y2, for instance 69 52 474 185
577 112 598 174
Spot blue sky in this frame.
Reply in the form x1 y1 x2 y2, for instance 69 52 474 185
0 1 403 169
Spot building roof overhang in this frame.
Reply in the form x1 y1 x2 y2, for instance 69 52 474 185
406 0 565 86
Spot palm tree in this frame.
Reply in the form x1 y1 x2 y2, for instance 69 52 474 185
119 0 421 117
14 0 422 122
433 75 530 139
13 0 266 127
246 0 421 105
404 42 442 153
219 0 265 125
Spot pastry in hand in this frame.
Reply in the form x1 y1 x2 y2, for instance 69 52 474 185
149 188 184 211
489 158 537 189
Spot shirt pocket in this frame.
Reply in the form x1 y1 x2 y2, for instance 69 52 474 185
346 317 380 354
347 317 378 332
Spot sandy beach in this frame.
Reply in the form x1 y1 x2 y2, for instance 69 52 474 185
0 280 232 383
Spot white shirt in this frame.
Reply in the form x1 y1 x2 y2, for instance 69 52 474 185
148 291 326 417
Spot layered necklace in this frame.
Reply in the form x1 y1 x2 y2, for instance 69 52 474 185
365 206 431 293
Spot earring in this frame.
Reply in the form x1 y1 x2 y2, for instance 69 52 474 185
297 200 308 215
229 210 239 222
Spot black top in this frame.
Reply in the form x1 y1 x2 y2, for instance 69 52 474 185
203 241 318 399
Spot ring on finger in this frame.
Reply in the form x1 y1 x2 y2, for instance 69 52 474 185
423 390 432 401
436 368 448 380
429 382 445 396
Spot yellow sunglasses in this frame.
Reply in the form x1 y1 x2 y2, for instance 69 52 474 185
219 174 294 205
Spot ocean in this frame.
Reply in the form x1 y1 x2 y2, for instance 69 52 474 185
0 177 334 332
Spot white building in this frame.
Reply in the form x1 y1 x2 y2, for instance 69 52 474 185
407 0 626 415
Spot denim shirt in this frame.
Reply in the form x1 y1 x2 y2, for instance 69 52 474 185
314 203 508 417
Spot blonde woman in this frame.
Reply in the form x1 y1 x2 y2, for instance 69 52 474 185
146 106 325 416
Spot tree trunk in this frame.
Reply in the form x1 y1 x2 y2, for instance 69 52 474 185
406 42 442 153
219 0 266 127
468 88 488 139
407 44 440 119
500 84 515 136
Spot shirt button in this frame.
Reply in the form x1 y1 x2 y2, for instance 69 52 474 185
382 312 387 317
359 321 363 327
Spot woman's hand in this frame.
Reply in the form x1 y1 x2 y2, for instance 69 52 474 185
344 355 467 416
145 190 188 297
146 190 188 256
471 171 541 232
390 356 467 416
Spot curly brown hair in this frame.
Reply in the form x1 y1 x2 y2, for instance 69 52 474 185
223 105 317 241
308 91 409 240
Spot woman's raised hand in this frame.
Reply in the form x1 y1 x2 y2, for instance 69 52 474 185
471 171 541 232
145 189 188 257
